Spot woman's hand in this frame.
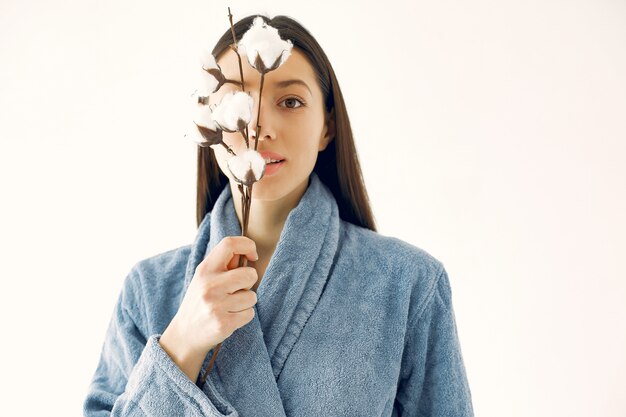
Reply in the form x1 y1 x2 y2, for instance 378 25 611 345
159 236 259 382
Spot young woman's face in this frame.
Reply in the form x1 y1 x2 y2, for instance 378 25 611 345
209 47 334 201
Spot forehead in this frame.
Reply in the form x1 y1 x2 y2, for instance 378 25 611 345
216 47 319 91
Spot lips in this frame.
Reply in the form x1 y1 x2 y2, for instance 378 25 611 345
263 159 285 176
259 151 286 164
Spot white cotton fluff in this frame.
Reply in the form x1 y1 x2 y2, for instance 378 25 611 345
198 68 221 96
199 48 219 71
238 16 293 72
227 149 266 185
184 121 208 145
192 99 219 131
211 91 253 132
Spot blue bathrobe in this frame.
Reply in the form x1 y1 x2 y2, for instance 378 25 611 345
84 172 474 416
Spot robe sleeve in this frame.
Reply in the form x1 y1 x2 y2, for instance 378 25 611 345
83 266 238 417
394 266 474 416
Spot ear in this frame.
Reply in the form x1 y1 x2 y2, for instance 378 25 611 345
318 110 336 152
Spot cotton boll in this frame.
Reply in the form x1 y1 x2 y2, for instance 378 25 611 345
198 68 221 96
277 47 292 67
187 93 223 146
184 120 223 147
193 100 219 131
184 121 209 145
197 48 226 95
238 16 293 73
199 49 219 71
227 149 266 185
211 91 254 132
195 122 223 146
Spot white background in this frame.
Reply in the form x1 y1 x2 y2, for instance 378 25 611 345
1 0 624 416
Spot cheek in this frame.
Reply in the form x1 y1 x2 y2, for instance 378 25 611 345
282 113 325 156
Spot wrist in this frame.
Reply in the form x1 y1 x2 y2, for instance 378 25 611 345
159 323 206 381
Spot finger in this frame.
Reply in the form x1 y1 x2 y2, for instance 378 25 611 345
204 236 258 272
219 267 258 294
223 289 257 313
229 307 255 327
226 253 246 271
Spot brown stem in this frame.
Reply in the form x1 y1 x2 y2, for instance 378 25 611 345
239 130 248 148
235 55 245 95
227 9 249 149
245 185 250 234
245 183 253 232
254 74 265 152
200 342 221 385
242 186 248 235
228 8 237 53
202 8 259 386
220 141 236 156
237 185 250 268
201 185 249 385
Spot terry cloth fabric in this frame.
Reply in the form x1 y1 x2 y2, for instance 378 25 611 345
84 171 474 416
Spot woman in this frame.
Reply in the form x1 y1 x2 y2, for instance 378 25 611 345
84 14 474 417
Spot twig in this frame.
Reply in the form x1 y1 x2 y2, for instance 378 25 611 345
220 141 236 156
228 7 249 149
254 73 265 151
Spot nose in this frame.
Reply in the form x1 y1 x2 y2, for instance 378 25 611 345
249 128 271 143
247 105 274 144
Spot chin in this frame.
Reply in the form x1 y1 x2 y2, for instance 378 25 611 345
249 178 291 201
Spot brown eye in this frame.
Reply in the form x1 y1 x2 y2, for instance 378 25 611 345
280 97 304 109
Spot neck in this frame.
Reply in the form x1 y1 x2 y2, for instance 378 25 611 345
230 177 310 256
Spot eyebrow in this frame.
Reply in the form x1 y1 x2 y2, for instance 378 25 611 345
274 79 312 94
224 78 312 95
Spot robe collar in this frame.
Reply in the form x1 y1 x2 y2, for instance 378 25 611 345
182 171 340 414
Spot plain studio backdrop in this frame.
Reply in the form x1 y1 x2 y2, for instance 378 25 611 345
1 0 624 416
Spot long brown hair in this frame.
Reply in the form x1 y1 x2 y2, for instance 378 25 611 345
196 14 377 232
